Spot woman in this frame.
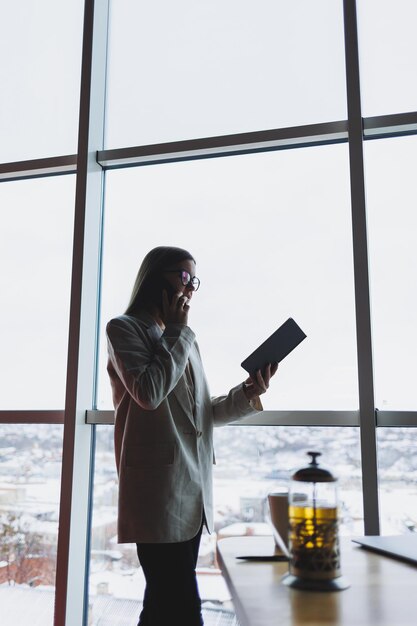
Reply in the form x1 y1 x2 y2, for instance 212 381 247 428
106 246 278 626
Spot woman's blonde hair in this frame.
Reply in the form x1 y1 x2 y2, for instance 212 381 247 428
125 246 195 315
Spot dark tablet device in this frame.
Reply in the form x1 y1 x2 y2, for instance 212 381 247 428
241 318 306 377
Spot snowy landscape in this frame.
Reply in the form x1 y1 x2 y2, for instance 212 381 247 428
0 422 416 624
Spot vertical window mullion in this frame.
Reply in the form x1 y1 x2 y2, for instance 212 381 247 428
54 1 110 625
343 0 379 534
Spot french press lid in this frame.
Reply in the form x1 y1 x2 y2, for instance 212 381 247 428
291 451 336 483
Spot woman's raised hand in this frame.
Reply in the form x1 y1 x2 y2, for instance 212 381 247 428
243 362 279 401
162 290 190 326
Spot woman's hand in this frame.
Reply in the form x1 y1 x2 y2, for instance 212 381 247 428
162 289 190 326
243 362 279 401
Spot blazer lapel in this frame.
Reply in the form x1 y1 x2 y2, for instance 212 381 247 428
188 342 203 429
172 374 195 422
172 343 203 428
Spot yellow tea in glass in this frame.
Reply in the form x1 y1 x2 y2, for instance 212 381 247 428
283 451 349 591
289 501 340 580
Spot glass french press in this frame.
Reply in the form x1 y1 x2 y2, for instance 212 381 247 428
283 451 350 591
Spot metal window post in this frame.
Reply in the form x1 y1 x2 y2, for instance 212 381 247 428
54 1 109 624
343 0 380 534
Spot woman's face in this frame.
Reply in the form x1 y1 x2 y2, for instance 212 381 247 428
163 259 197 302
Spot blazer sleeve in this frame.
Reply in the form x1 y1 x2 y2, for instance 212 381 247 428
211 382 263 426
106 317 195 410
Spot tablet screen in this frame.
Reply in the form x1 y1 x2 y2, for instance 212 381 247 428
241 318 306 377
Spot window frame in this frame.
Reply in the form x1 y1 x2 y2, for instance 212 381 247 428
1 1 417 625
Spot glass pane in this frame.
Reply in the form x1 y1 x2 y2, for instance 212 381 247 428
0 1 84 162
0 424 63 624
0 177 75 409
213 426 363 537
105 0 347 148
88 426 237 625
377 428 417 534
88 425 362 624
364 136 417 410
357 0 417 116
98 145 358 410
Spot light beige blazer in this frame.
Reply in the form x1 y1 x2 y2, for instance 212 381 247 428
106 311 262 544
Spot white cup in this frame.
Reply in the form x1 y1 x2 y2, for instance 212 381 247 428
268 491 289 552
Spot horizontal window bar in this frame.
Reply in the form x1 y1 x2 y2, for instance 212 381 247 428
97 121 348 169
0 154 77 182
85 410 114 424
232 410 360 426
1 111 416 183
85 409 360 426
85 409 417 427
375 410 417 427
0 410 65 424
0 409 415 427
363 111 417 139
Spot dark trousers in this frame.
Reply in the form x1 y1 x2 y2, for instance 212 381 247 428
136 525 204 626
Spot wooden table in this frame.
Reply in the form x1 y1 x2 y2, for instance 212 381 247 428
216 535 417 626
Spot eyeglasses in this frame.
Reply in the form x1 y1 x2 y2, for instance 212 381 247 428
164 269 200 291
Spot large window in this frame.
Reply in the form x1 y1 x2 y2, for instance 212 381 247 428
0 177 75 409
98 146 357 411
357 0 417 117
0 1 83 162
0 425 63 619
364 136 417 410
104 0 347 147
377 428 417 535
88 424 363 618
2 1 417 625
